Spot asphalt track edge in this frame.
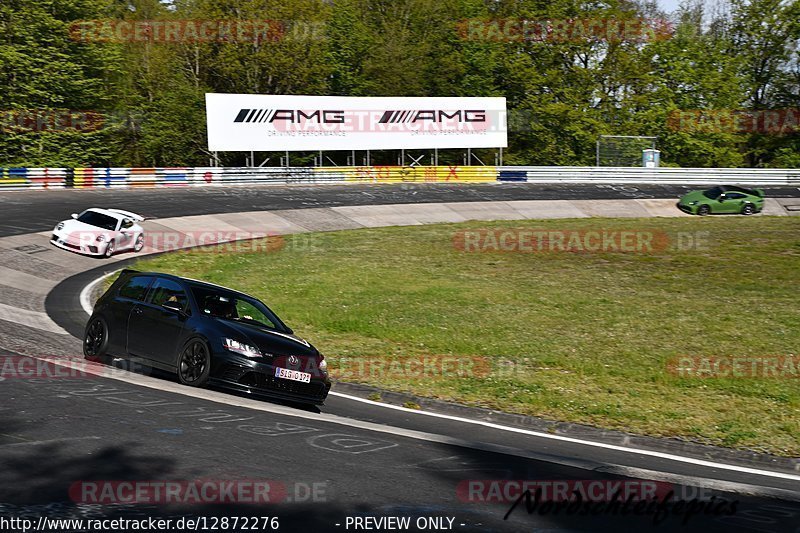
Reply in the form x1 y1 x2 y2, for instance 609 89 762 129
22 349 800 504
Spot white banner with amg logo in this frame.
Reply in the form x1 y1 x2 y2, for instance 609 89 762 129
205 94 507 151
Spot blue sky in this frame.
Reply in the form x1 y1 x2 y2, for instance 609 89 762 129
658 0 684 13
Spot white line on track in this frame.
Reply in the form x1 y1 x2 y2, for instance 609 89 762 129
24 354 800 502
78 272 800 491
328 391 800 483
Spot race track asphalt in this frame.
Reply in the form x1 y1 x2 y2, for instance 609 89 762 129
2 182 798 237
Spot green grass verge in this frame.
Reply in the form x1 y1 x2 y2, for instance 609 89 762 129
130 216 800 456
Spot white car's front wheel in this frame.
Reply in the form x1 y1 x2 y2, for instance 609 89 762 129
104 239 115 258
134 234 144 252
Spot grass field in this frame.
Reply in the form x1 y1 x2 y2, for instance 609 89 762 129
129 216 800 456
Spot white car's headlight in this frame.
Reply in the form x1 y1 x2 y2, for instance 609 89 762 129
95 235 107 242
56 222 64 230
223 338 262 357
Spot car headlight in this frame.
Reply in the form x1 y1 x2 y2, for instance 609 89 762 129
688 201 698 205
56 222 64 230
95 235 107 242
223 338 262 357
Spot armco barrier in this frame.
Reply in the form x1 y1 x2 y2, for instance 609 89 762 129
0 165 798 190
505 166 800 185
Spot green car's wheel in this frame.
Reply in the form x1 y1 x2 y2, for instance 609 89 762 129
697 205 711 216
741 204 755 215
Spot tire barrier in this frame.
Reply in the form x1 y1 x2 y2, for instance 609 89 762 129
1 165 798 190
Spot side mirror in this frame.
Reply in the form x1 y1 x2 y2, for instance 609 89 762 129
71 213 78 219
717 195 726 201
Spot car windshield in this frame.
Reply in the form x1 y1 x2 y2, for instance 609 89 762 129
728 186 755 196
702 187 724 200
77 210 118 230
189 285 287 333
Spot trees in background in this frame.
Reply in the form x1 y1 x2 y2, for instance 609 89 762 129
0 0 124 165
0 0 797 167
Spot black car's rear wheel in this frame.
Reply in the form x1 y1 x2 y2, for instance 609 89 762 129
697 205 711 216
742 204 755 215
84 318 108 360
178 339 211 387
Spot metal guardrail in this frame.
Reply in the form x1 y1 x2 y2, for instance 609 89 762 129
1 166 798 189
503 166 800 185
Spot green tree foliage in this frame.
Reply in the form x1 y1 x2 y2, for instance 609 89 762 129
0 0 797 167
0 0 124 165
725 0 800 166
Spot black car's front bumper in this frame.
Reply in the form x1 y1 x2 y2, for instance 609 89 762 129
210 354 331 405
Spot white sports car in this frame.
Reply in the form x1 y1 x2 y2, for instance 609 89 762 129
50 208 145 257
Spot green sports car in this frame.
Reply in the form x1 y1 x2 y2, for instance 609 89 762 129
677 185 765 216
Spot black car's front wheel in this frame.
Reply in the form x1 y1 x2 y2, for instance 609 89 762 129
741 204 755 215
84 318 109 360
177 339 211 387
697 205 711 216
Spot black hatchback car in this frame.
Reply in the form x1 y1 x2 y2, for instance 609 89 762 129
84 269 331 404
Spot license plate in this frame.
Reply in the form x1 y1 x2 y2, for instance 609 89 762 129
275 367 311 383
